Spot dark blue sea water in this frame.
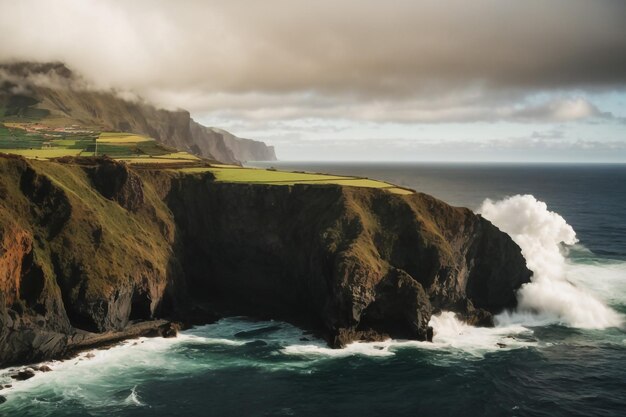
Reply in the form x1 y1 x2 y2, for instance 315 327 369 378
2 163 625 417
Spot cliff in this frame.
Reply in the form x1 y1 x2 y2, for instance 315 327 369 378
0 155 530 365
0 62 277 164
210 127 277 162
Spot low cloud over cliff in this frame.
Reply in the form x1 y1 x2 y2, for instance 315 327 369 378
1 0 625 160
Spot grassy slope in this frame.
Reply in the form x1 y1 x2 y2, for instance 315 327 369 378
0 156 176 325
0 113 414 195
0 121 203 163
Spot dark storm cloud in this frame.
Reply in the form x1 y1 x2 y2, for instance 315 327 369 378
1 0 625 122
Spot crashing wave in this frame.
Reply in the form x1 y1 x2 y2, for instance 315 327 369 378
479 194 623 329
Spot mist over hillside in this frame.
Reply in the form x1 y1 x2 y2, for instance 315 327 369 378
0 62 276 164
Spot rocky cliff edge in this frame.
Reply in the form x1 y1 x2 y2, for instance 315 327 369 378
0 156 530 366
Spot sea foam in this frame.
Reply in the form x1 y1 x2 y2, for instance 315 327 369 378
479 194 623 329
2 195 623 407
282 312 535 359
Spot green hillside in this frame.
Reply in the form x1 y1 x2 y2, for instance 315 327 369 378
0 118 413 195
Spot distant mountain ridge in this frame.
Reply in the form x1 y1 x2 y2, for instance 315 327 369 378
0 62 276 164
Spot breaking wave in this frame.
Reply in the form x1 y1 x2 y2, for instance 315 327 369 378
479 194 623 329
2 197 625 415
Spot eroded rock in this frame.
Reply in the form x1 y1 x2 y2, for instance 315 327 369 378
11 369 35 381
0 155 531 366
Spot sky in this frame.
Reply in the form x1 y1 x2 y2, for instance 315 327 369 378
1 0 625 162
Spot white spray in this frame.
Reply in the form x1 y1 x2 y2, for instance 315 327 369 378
478 194 622 329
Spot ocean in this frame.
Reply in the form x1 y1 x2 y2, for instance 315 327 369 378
2 162 625 417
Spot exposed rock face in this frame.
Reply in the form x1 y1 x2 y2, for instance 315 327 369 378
85 158 145 212
0 155 178 365
11 369 35 381
188 122 277 164
188 120 238 164
0 155 531 365
209 127 277 163
165 179 531 346
0 223 33 308
0 62 277 164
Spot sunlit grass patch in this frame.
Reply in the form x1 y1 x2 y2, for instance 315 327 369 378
177 167 214 173
117 157 198 165
383 187 414 195
210 163 241 168
2 122 28 129
54 139 81 147
0 148 82 159
312 178 396 188
157 152 200 160
176 166 413 195
98 132 153 143
208 167 348 183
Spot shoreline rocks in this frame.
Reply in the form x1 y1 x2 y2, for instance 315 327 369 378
10 369 35 381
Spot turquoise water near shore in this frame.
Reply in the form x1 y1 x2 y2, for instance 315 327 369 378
1 163 625 417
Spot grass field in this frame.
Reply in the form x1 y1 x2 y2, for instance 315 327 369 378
117 155 200 165
120 152 200 161
0 122 98 159
190 167 349 182
0 149 82 158
0 122 412 194
178 166 414 195
0 123 202 162
161 152 200 160
97 132 153 143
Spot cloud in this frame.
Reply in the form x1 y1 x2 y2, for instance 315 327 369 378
530 129 564 140
192 93 618 124
0 63 87 91
1 1 625 117
270 133 626 162
504 98 614 122
18 2 626 91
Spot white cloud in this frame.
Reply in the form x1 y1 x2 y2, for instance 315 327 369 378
1 0 625 160
1 0 626 115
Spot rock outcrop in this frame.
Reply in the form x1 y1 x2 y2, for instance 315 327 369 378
209 127 277 163
0 155 179 365
164 177 530 346
0 155 531 366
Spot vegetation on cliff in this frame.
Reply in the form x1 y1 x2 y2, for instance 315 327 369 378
0 155 531 366
0 155 180 364
0 62 276 164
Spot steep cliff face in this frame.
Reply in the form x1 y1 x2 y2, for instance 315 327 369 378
0 155 181 364
0 156 530 365
210 127 277 162
0 62 277 163
188 120 237 164
164 177 530 346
